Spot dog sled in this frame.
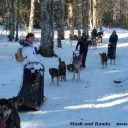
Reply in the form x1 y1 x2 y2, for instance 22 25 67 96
17 62 45 111
72 50 80 64
90 36 97 48
67 50 80 72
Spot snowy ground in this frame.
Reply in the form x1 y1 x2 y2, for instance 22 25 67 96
0 26 128 128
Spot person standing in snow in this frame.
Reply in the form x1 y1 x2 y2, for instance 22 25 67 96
91 27 97 38
76 32 89 68
109 30 118 47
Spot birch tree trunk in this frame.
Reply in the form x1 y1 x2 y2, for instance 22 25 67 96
67 0 74 38
28 0 35 33
39 0 54 57
89 0 93 31
92 0 97 28
89 0 97 30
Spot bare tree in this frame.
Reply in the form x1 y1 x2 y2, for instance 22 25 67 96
15 0 20 41
39 0 54 57
73 0 82 38
54 0 65 47
67 0 74 38
6 0 15 41
82 0 89 33
92 0 97 28
50 0 54 39
28 0 35 33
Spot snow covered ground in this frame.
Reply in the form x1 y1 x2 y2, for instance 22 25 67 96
0 26 128 128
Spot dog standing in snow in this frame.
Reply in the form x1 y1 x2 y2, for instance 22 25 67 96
49 58 66 85
99 52 107 68
58 57 66 81
72 55 81 80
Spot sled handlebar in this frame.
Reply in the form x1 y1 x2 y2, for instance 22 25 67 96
24 62 45 71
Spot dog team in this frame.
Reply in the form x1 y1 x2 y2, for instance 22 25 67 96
99 30 118 68
49 55 81 85
49 32 89 85
49 30 118 84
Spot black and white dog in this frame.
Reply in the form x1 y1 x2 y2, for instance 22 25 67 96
49 58 66 85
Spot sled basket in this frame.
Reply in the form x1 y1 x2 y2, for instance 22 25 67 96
72 50 80 64
17 62 45 111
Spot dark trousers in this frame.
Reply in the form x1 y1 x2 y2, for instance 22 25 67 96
80 49 88 67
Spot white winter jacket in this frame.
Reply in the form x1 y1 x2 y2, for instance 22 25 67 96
19 39 39 69
22 45 39 69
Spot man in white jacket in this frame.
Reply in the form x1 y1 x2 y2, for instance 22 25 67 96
19 33 39 69
18 33 46 108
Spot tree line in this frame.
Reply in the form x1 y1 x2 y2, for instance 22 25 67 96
0 0 128 57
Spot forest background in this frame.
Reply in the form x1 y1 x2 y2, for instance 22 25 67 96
0 0 128 56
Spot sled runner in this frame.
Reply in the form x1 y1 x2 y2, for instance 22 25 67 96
17 62 45 111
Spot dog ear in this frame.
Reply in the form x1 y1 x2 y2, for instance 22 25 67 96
7 96 24 109
8 97 17 103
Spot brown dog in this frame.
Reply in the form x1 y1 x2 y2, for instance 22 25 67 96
99 52 107 68
49 58 66 85
49 68 59 85
58 58 66 81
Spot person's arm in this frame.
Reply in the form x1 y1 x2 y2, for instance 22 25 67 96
76 40 80 50
116 35 118 42
109 35 112 43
